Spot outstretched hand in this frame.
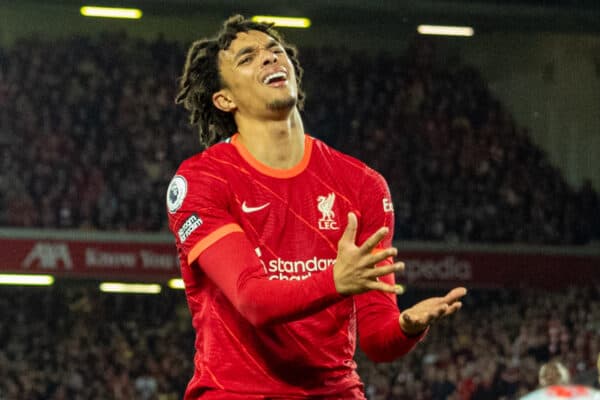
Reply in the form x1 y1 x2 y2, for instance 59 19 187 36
333 212 404 296
399 287 467 335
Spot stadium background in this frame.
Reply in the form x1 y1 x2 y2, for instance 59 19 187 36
0 0 599 399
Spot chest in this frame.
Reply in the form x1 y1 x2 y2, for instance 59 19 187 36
229 174 357 258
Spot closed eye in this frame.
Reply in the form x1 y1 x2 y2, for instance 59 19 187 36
238 55 253 65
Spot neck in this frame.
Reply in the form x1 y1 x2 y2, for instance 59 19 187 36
235 108 305 170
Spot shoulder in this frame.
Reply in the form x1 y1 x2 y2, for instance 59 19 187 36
311 137 388 187
166 141 236 210
167 144 238 215
174 140 237 178
311 137 365 169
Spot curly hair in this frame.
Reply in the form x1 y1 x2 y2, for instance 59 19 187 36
175 15 306 148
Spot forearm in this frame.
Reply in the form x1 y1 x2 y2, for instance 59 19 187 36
197 231 343 327
356 287 427 362
359 312 427 362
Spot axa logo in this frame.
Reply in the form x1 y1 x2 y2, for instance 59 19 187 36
317 193 339 230
22 242 73 270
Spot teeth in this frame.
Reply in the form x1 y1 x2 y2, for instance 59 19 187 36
263 72 286 84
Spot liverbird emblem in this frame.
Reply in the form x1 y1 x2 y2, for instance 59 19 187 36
317 193 339 230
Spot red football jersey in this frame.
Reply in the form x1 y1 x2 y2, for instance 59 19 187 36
167 134 423 399
520 385 600 399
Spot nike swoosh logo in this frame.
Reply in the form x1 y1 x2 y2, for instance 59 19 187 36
241 201 270 213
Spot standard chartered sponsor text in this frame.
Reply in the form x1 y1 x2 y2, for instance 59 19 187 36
266 257 335 280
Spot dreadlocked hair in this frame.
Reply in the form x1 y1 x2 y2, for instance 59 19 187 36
175 15 306 148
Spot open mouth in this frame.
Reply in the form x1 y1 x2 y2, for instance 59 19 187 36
262 71 288 87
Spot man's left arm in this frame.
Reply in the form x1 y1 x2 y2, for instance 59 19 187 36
354 168 426 362
354 169 466 362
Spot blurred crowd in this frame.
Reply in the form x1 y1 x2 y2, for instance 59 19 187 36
0 33 192 232
0 33 598 244
301 42 599 244
0 285 193 400
0 285 598 400
357 286 600 399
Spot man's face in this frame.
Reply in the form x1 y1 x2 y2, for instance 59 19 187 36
215 30 298 117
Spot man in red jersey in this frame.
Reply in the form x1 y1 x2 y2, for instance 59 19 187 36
168 15 467 399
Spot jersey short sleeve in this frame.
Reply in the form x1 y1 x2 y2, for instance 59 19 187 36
166 157 242 265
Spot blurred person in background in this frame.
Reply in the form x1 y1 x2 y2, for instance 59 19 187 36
167 14 466 399
519 359 600 399
596 353 600 389
539 360 571 387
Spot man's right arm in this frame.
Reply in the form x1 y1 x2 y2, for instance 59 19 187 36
196 229 342 327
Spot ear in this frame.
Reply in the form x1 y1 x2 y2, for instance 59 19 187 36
212 90 236 113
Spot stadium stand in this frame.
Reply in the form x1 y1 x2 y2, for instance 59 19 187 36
0 33 598 244
0 31 599 400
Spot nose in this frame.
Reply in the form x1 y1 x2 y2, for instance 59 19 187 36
261 48 278 66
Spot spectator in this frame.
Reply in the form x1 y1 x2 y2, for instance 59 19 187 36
538 360 571 387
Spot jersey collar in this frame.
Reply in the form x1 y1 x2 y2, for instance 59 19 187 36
230 133 313 179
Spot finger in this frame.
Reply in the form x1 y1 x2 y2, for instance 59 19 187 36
340 212 358 244
366 280 404 294
419 306 447 325
401 312 413 325
432 302 463 320
443 287 467 304
364 261 404 279
358 227 389 254
435 304 449 318
362 248 398 267
443 301 462 316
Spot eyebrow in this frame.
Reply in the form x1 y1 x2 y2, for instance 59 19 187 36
233 39 280 62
